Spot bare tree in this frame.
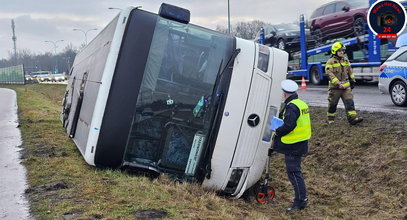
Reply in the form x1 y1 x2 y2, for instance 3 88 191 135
216 20 269 40
234 20 268 40
60 43 77 73
216 25 228 34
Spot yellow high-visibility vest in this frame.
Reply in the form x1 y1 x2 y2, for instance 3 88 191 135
281 99 312 144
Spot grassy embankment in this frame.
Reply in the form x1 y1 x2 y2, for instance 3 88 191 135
3 84 407 219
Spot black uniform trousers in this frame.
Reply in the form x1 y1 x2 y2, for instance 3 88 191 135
285 154 307 205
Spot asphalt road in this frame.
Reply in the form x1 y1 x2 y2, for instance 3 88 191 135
0 88 31 220
297 84 407 115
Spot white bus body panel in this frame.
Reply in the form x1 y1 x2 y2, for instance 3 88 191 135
236 47 288 197
201 38 255 190
70 8 133 165
202 39 288 197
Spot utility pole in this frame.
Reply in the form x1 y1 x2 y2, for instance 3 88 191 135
73 28 98 45
44 40 64 73
11 19 17 64
227 0 231 35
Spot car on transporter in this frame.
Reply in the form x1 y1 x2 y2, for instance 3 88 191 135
309 0 369 45
378 34 407 106
254 24 312 52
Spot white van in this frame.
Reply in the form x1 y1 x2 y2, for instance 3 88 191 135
61 4 288 198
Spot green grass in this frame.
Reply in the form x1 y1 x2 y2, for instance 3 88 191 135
2 84 407 219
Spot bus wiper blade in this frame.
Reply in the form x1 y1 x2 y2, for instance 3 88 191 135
208 48 240 105
203 48 241 179
203 93 224 179
217 48 241 83
224 48 241 72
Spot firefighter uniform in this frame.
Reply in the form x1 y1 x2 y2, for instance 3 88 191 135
274 80 311 212
325 42 363 125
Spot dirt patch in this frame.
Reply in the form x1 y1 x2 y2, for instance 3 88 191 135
132 209 168 219
60 210 84 220
91 213 103 219
25 180 69 194
100 177 118 185
25 119 61 125
31 146 57 158
22 144 70 159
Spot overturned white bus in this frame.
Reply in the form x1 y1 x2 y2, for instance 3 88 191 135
61 4 288 198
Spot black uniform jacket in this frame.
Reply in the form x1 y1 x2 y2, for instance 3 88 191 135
273 93 308 156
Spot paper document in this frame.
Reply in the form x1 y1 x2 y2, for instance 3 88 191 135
270 116 284 130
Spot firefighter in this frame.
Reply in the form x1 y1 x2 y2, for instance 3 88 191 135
274 79 311 212
325 42 363 125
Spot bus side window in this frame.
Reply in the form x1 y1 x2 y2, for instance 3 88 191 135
257 45 270 73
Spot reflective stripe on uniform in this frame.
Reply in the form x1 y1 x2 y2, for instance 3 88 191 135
327 112 336 116
350 73 355 79
331 77 339 83
347 110 357 116
326 62 349 68
325 63 341 69
343 82 350 87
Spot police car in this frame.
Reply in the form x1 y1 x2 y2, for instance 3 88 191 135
378 34 407 106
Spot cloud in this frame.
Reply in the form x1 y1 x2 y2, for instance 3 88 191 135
0 0 332 59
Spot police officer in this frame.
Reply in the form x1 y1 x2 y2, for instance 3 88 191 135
325 42 363 125
274 79 311 212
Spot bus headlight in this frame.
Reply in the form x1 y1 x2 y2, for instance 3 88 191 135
224 168 248 195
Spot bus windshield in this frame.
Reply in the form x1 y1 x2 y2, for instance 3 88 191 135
124 17 234 177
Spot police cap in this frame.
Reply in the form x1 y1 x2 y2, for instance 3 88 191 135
281 79 298 93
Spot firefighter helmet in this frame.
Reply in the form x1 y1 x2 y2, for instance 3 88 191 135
331 42 346 55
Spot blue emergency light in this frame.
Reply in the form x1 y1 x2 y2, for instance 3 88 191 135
159 3 190 24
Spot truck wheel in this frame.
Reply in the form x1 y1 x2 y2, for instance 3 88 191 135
310 65 323 85
390 80 407 106
353 17 365 36
312 28 324 46
277 39 286 50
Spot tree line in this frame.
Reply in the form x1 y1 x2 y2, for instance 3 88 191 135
0 43 77 75
216 20 269 40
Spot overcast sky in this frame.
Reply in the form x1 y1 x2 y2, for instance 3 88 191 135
0 0 335 59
